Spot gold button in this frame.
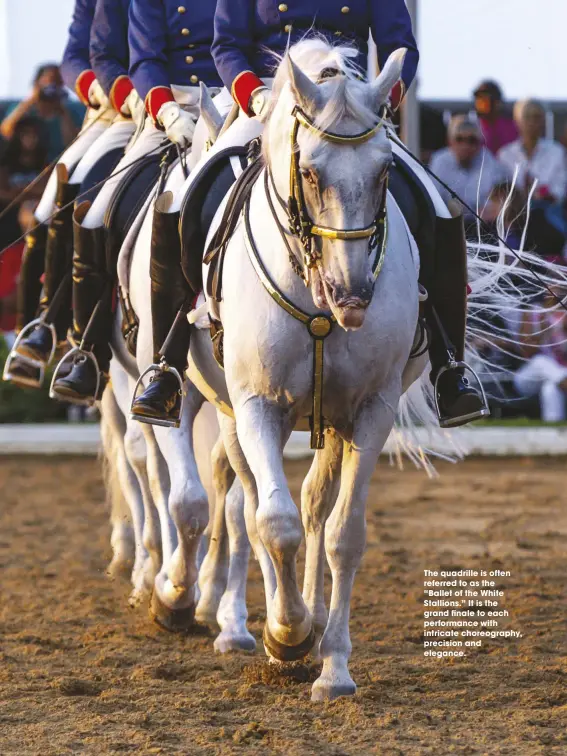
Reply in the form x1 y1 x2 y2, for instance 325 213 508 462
187 43 195 48
190 75 199 84
181 28 190 35
185 55 194 64
341 5 350 12
178 5 186 12
284 24 292 33
278 3 288 11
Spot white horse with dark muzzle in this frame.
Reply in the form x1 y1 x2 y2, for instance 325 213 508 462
187 41 429 700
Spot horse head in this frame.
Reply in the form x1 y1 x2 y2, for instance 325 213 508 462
265 41 407 330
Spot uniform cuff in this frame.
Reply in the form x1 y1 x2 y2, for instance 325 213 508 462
231 71 264 115
145 86 175 123
75 70 96 107
110 75 134 113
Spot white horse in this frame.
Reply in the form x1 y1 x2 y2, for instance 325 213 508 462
184 41 430 700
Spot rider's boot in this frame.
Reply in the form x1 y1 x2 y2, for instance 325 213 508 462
131 196 193 426
4 222 49 387
51 203 112 403
424 204 489 428
15 166 80 366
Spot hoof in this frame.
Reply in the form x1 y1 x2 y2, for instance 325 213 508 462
263 623 316 662
128 586 150 609
106 555 133 580
214 630 256 654
149 590 195 633
311 677 356 702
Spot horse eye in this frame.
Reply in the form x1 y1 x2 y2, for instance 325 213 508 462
300 168 316 185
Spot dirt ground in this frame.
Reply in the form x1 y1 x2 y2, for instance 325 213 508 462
1 455 566 755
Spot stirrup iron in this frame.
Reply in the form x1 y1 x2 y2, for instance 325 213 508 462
49 345 102 406
3 319 58 388
130 358 184 428
434 356 490 429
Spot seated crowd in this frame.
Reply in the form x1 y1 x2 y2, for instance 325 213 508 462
1 68 567 422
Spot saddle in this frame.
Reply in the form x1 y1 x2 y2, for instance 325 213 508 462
388 158 436 276
179 145 249 293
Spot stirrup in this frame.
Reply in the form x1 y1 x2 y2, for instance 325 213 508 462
49 345 102 406
434 358 490 429
2 319 57 388
130 358 184 428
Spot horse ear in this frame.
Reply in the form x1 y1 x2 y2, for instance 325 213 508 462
199 81 223 143
287 54 324 113
370 48 408 109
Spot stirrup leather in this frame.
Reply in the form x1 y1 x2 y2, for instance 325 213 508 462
130 358 184 428
3 319 58 388
49 345 102 406
434 356 490 429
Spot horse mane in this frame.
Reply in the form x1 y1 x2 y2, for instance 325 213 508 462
264 36 383 162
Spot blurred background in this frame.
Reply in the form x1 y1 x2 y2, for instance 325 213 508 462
1 0 567 424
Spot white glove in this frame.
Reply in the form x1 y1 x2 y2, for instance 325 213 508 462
157 101 196 147
249 86 270 119
121 88 143 119
88 78 109 110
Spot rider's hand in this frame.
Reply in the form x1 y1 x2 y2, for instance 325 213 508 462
157 101 196 147
249 86 270 119
88 78 110 110
120 88 142 118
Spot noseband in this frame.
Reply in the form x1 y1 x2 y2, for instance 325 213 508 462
269 104 389 271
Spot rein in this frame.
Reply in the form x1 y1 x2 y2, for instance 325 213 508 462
243 105 389 449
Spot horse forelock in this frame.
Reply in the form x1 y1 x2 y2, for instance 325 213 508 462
264 36 385 166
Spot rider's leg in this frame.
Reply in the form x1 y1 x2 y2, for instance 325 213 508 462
52 120 165 402
130 194 194 424
50 203 111 402
15 165 80 363
14 118 137 367
390 138 487 427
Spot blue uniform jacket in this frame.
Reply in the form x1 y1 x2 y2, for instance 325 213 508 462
90 0 131 96
61 0 97 91
128 0 222 105
212 0 419 105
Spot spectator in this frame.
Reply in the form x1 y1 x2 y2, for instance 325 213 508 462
513 290 567 421
498 99 567 204
0 116 49 246
474 80 518 155
430 116 508 224
0 64 82 163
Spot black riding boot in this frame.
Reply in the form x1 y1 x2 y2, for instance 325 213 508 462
131 196 193 426
16 167 80 365
51 203 112 403
424 208 488 428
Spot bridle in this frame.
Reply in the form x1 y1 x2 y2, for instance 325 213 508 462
267 104 390 275
243 101 391 450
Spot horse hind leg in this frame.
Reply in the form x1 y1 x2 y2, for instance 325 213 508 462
301 429 343 658
100 386 136 579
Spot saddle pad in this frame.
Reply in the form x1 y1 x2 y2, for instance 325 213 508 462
388 158 436 269
104 151 167 273
180 146 248 293
79 147 124 205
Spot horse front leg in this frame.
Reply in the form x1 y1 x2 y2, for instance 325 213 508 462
312 399 396 701
301 429 343 655
213 414 271 653
235 398 313 661
150 385 209 632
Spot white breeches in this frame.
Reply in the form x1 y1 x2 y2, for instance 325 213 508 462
70 116 137 186
35 107 116 223
82 116 166 229
513 354 567 421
